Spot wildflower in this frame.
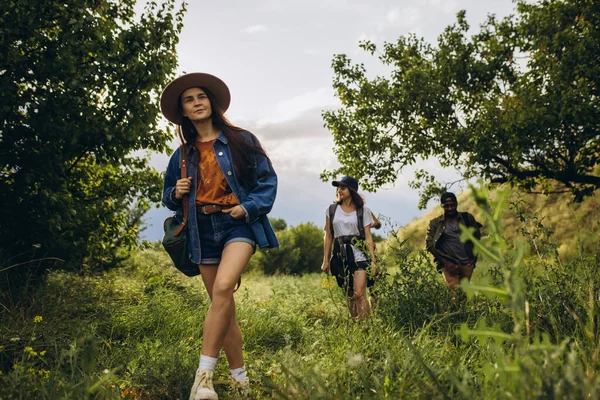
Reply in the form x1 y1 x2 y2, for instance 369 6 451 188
39 350 46 356
0 345 4 351
321 276 336 289
24 347 38 356
33 316 43 323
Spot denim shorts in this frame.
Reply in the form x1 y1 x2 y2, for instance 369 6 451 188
197 212 256 265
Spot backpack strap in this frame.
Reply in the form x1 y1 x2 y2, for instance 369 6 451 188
328 203 338 238
357 206 365 240
329 203 366 240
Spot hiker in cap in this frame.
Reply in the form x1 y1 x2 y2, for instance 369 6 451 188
161 73 278 400
426 192 482 289
322 176 377 319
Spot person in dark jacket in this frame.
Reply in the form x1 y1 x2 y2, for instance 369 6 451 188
425 192 482 289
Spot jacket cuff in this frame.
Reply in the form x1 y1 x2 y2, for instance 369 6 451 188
163 187 181 210
241 200 259 223
239 204 249 222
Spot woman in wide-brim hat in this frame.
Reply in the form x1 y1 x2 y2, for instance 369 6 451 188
161 73 279 400
321 176 377 319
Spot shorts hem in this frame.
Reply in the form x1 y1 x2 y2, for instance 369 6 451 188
200 258 221 265
224 237 255 248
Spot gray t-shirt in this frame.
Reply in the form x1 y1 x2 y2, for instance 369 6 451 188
438 218 471 264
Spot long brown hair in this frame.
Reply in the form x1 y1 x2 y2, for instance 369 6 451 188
335 187 365 209
176 87 269 188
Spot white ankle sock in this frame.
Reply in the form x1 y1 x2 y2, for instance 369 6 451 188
230 366 246 381
198 355 218 371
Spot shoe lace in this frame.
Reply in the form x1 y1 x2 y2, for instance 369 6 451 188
199 371 213 389
230 377 249 394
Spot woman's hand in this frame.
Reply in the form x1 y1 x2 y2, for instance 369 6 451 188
222 205 246 219
321 260 330 273
370 260 377 276
175 177 192 200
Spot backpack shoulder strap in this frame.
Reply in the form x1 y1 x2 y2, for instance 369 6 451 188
328 203 338 238
357 206 365 239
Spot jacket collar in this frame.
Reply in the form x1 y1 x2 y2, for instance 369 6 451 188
216 131 228 144
184 131 227 156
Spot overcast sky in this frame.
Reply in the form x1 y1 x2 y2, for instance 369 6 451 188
140 0 517 241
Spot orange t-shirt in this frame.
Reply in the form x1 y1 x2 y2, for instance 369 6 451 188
194 140 239 206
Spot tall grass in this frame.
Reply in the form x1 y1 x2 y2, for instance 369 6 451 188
1 185 599 399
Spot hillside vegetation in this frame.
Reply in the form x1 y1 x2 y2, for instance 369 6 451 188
1 187 599 399
392 184 600 259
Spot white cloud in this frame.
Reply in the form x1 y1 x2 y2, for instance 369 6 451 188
244 24 268 34
248 108 329 142
426 0 459 14
268 137 336 174
257 87 339 125
386 7 401 24
377 6 422 32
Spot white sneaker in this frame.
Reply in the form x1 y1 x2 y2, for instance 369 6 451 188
230 376 250 398
189 368 218 400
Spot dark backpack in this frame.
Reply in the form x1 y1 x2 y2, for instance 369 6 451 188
328 203 365 239
328 203 375 290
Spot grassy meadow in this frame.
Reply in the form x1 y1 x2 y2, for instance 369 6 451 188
1 187 600 399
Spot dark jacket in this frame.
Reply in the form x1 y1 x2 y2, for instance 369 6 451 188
425 212 481 270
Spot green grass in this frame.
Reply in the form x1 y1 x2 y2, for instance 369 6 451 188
1 188 599 399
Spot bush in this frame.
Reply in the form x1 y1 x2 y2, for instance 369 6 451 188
258 222 324 275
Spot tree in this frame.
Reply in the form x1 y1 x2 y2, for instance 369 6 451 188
323 0 600 208
0 0 185 271
269 217 288 232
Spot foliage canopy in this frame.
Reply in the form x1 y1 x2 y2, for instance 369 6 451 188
0 0 185 269
323 0 600 208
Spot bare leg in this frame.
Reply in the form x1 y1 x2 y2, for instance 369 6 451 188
200 264 244 369
459 263 475 282
352 270 370 319
200 242 253 358
345 277 357 318
441 268 460 289
348 297 358 318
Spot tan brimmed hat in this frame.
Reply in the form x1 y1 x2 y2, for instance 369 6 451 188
160 72 231 124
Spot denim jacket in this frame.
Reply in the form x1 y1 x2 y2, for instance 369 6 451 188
425 211 481 269
162 131 279 264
